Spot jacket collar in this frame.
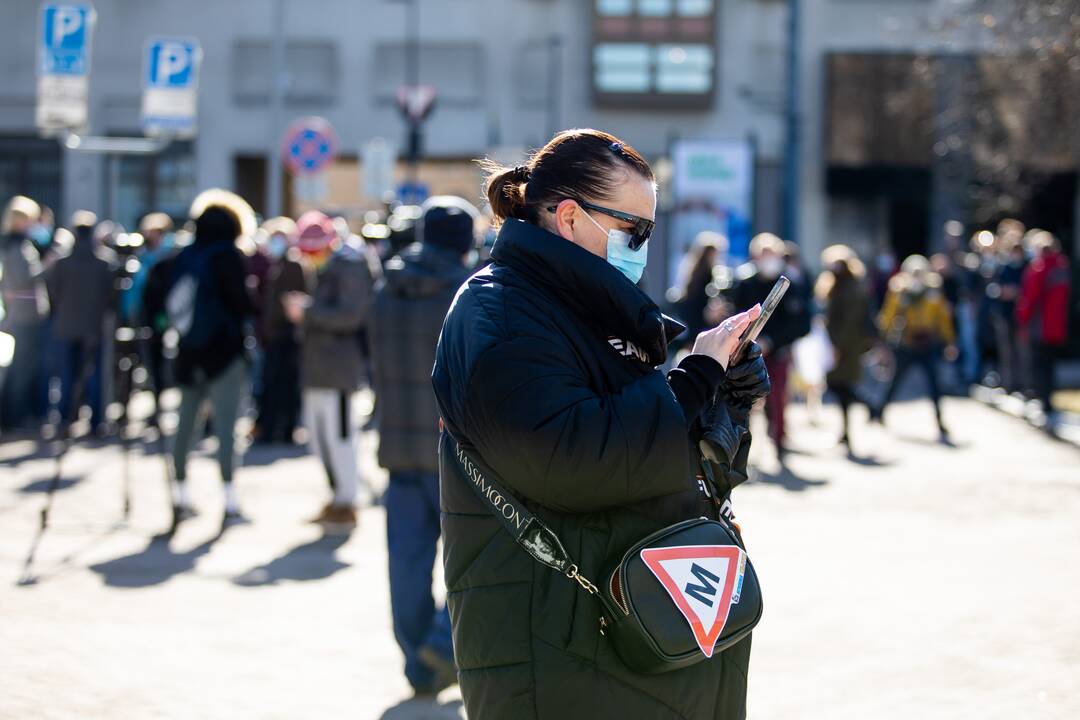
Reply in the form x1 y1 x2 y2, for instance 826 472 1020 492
490 219 684 364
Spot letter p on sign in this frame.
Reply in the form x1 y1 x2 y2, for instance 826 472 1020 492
148 39 197 89
52 7 83 47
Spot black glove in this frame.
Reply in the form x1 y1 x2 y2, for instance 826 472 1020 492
698 397 752 497
720 340 771 409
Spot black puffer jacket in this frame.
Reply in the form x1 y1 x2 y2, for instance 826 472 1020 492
433 220 752 720
370 243 471 472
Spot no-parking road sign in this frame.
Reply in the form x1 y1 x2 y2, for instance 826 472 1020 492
281 117 338 176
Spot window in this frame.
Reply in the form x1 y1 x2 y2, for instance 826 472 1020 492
591 0 717 108
598 0 633 15
639 0 673 16
232 40 339 106
111 141 196 231
372 42 484 106
0 137 62 215
655 44 713 93
594 44 651 92
676 0 712 16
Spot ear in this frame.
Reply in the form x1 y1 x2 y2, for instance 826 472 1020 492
552 198 579 242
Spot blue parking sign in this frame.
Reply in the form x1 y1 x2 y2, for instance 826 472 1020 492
147 39 200 89
40 4 95 75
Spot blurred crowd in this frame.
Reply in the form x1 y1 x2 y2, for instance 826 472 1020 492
666 221 1073 454
0 189 485 695
0 188 1073 698
1 190 1073 478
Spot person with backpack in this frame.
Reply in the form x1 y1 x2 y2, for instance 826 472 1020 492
284 211 380 529
166 190 255 525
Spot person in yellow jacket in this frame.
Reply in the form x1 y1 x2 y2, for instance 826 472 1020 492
871 254 957 441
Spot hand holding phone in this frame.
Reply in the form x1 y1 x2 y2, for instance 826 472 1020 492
692 304 762 370
730 276 790 365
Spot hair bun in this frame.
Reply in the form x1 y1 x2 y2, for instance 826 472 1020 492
511 165 532 182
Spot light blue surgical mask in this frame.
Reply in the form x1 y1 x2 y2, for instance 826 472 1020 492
584 210 648 285
29 224 52 248
268 234 289 260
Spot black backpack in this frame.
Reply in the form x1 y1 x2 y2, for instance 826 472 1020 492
166 243 232 351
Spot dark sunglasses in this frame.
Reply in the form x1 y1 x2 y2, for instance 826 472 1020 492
546 200 654 251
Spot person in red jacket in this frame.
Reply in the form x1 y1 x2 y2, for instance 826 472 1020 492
1015 231 1072 419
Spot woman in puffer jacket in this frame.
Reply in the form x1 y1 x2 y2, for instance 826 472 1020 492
433 129 771 719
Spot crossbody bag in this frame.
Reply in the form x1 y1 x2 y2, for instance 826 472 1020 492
448 434 763 675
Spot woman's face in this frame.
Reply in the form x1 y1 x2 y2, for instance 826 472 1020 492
552 172 656 260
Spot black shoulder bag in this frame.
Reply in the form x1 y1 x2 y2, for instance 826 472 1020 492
448 435 763 675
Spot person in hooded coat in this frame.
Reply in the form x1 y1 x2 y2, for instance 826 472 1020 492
432 129 771 720
369 195 477 695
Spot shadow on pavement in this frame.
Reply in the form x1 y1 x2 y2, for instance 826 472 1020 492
88 528 224 588
844 452 893 468
378 697 464 720
0 441 54 466
241 442 310 468
894 432 968 450
18 475 83 494
232 531 349 586
753 465 828 492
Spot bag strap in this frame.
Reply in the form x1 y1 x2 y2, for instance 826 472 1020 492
447 434 599 596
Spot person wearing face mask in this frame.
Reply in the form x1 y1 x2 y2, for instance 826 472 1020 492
284 211 380 528
871 254 956 441
0 195 51 433
724 232 811 459
252 217 310 445
432 129 771 719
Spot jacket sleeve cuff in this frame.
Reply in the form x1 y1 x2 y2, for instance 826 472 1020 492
667 353 725 425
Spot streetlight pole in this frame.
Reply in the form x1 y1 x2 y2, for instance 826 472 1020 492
267 0 286 218
783 0 801 244
546 35 562 139
406 0 421 183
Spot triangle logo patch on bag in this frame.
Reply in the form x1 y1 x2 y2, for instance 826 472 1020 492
640 545 746 658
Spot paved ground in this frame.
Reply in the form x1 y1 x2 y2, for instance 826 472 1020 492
1 389 1078 719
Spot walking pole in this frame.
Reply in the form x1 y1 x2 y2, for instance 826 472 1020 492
19 344 95 585
120 394 132 523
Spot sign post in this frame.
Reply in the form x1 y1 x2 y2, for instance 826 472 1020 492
142 38 202 138
36 3 96 133
396 84 436 163
361 137 397 205
282 117 338 206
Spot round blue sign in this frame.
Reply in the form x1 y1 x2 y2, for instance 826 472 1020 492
281 117 337 176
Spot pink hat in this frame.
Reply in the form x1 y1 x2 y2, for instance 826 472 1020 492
296 210 334 254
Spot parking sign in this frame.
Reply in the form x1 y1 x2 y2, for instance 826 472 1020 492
36 3 96 132
142 38 202 137
40 3 95 75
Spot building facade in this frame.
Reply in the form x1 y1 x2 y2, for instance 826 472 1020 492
1 0 1076 285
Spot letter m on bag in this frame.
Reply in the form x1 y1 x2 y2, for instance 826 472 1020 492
684 563 720 607
640 545 745 658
